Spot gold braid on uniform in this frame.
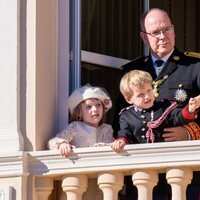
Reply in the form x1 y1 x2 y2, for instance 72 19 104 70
183 122 200 140
153 75 169 97
184 51 200 58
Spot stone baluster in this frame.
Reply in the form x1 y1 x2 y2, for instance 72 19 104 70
98 172 124 200
62 174 88 200
166 168 192 200
132 170 158 200
35 177 53 200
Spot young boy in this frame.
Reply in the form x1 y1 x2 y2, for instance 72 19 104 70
111 70 200 153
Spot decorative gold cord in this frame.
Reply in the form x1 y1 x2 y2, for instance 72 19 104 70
153 75 169 97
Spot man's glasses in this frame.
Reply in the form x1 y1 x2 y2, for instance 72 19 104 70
142 25 174 38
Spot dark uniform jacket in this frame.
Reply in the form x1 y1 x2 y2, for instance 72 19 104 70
118 99 197 144
113 48 200 134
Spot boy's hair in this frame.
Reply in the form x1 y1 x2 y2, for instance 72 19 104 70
70 98 106 125
120 70 153 99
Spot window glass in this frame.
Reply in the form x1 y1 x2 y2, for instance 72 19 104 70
81 0 143 60
81 0 143 124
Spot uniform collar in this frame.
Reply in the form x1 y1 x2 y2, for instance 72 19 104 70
151 48 174 64
133 105 143 112
155 48 180 80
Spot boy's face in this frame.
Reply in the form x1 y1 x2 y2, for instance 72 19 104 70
127 83 155 109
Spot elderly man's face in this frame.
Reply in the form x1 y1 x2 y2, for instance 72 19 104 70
140 10 175 59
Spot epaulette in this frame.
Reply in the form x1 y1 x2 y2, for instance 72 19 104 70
118 105 134 115
184 51 200 58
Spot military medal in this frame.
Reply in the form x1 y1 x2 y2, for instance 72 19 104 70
174 88 187 102
174 83 187 102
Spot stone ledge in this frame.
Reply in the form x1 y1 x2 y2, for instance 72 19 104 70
28 140 200 176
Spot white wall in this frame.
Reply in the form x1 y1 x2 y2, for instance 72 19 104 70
0 0 23 151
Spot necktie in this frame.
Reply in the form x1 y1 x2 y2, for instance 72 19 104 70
155 60 164 67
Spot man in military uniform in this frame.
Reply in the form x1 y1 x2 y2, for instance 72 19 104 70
114 8 200 141
114 8 200 200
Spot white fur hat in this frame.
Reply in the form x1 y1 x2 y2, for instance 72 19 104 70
68 84 112 114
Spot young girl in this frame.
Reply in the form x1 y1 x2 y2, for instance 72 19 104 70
48 84 114 157
111 70 200 153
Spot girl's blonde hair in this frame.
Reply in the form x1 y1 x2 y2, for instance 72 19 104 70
120 70 153 100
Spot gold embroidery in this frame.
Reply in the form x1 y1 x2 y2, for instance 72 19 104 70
173 56 180 60
184 122 200 140
184 51 200 58
153 75 168 97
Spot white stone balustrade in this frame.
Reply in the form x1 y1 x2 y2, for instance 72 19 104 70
98 172 124 200
2 141 200 199
166 168 193 200
62 174 88 200
35 177 54 200
132 170 158 200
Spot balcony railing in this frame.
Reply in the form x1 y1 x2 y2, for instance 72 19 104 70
2 140 200 200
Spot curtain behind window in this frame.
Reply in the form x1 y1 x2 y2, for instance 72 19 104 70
81 0 143 60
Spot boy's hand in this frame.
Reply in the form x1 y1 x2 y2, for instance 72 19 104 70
111 139 126 153
189 95 200 113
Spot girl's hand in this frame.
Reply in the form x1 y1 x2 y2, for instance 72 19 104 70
111 139 126 153
58 142 73 157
